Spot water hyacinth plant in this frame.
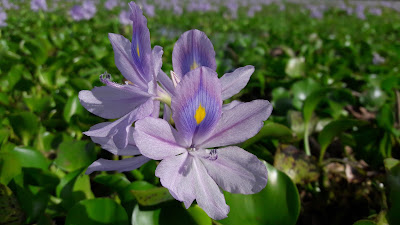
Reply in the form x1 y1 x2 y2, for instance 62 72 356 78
79 1 273 219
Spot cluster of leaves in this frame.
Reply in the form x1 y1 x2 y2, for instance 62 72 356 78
0 1 399 225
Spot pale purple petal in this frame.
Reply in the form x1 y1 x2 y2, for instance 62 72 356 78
155 152 196 207
191 157 230 220
155 154 230 219
172 67 222 146
222 100 241 112
151 100 160 118
85 156 150 174
108 33 148 89
78 84 151 119
129 2 152 83
88 123 140 156
157 71 175 96
198 146 268 194
172 29 217 78
220 65 254 100
83 99 154 148
198 100 272 148
152 46 163 80
134 117 186 160
163 104 172 121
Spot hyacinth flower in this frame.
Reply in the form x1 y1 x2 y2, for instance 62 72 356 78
164 29 256 102
31 0 48 12
134 67 273 219
80 2 169 174
0 8 6 27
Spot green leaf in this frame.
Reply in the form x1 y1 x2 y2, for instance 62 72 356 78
93 174 131 200
131 182 174 206
285 57 305 78
376 103 394 132
56 168 94 210
353 220 377 225
11 147 50 170
0 153 22 185
318 119 366 162
64 95 85 123
3 64 23 92
131 204 160 225
9 112 39 145
159 202 211 225
220 161 300 225
292 78 320 110
54 140 96 172
242 122 293 148
65 198 129 225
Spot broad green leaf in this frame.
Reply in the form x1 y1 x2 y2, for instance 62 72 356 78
376 103 394 132
130 181 174 206
292 78 320 110
11 147 50 170
54 140 96 172
4 64 23 92
220 161 300 225
0 153 21 185
159 202 211 225
131 204 160 225
93 174 131 200
353 220 376 225
64 95 85 123
242 122 293 148
9 112 39 145
318 119 366 162
65 198 129 225
56 168 94 210
285 57 305 78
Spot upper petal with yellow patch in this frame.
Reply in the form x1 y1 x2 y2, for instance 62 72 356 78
171 67 222 147
172 29 217 79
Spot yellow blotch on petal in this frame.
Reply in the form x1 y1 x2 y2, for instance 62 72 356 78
136 45 140 57
194 103 206 125
190 61 199 70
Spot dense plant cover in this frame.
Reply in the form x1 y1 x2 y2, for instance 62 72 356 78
0 0 399 224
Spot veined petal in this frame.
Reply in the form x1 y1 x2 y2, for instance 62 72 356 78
152 45 163 80
88 123 140 156
172 67 222 146
222 100 241 112
79 81 151 119
85 156 150 175
108 33 148 89
84 99 154 149
129 2 152 83
198 100 272 148
220 65 254 100
134 117 186 160
191 157 230 220
172 29 217 79
198 146 268 194
155 152 196 208
157 71 175 96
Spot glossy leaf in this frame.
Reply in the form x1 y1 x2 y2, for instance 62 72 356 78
65 198 129 225
54 140 96 172
242 122 293 148
220 161 300 225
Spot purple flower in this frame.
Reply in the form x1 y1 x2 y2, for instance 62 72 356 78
369 7 382 16
142 3 155 17
31 0 48 12
69 0 97 21
372 52 385 65
0 9 7 27
119 10 130 25
134 67 272 220
105 0 118 10
356 4 366 20
80 2 168 174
